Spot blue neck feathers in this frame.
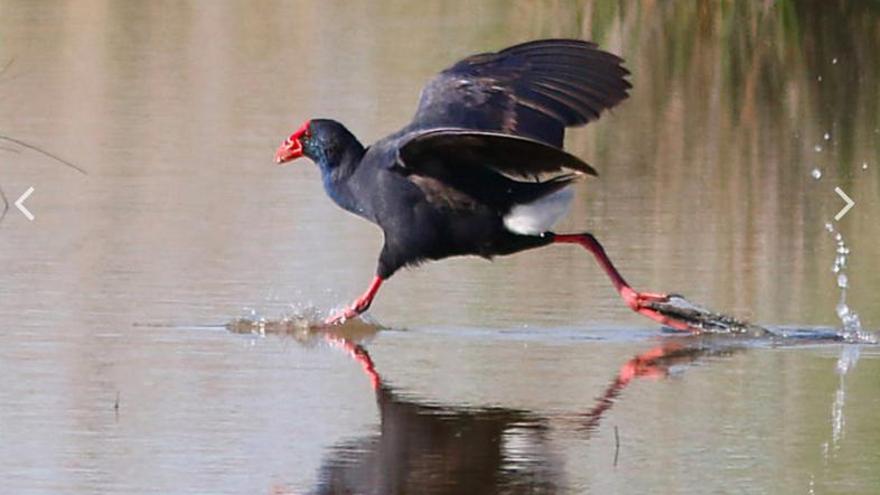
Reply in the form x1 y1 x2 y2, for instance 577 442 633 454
315 148 370 219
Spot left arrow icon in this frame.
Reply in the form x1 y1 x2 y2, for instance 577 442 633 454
15 186 35 221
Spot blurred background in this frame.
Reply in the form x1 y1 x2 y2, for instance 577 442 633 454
0 1 878 494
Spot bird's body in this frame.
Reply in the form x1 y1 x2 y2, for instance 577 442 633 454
276 39 692 330
305 120 572 278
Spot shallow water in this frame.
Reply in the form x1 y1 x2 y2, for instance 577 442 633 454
1 1 879 494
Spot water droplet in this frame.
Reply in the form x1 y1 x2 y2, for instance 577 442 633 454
863 162 869 170
824 132 831 141
818 75 823 82
814 144 823 152
836 302 850 318
832 57 838 64
811 168 822 179
825 223 834 232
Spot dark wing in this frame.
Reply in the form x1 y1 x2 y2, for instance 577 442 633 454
409 39 630 148
398 129 597 178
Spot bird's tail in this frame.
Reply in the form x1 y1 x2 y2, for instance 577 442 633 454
503 174 581 235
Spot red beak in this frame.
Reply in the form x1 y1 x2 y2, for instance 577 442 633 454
275 120 311 164
275 138 303 164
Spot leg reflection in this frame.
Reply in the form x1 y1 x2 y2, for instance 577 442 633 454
275 328 745 494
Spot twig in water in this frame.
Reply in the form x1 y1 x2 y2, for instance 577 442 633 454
0 134 87 175
0 57 13 78
613 425 620 467
0 186 8 225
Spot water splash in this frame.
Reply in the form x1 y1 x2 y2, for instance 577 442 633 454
811 168 823 180
823 223 874 343
231 304 323 337
813 216 875 474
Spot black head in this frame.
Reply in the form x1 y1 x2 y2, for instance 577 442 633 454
275 119 363 170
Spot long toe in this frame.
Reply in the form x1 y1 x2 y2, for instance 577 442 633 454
324 308 355 326
636 306 696 333
636 292 670 304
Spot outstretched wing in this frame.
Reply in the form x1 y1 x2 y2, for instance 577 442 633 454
409 39 630 148
398 128 597 178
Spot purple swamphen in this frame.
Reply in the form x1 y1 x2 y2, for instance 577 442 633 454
275 39 691 330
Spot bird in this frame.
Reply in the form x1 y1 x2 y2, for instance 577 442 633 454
275 39 691 331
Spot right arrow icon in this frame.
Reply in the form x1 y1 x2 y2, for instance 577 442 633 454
834 187 855 221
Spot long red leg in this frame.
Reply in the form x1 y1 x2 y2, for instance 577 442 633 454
324 275 384 325
553 233 693 331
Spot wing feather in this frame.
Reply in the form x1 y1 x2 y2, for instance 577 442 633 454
409 39 630 149
398 129 598 178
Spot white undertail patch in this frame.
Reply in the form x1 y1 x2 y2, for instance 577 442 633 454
503 186 574 235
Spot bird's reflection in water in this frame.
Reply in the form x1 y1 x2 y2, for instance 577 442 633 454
317 332 562 495
230 321 745 495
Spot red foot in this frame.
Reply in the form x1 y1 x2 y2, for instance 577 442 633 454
323 276 384 326
324 308 357 326
554 233 697 332
324 301 366 326
619 287 692 332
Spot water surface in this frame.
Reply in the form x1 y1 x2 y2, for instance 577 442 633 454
1 1 879 494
